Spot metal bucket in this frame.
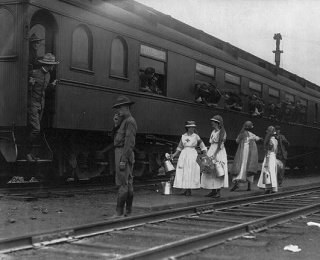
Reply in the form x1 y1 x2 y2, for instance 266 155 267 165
164 160 175 174
215 161 225 177
161 181 172 195
263 171 271 185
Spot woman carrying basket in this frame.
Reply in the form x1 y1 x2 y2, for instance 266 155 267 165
200 115 229 198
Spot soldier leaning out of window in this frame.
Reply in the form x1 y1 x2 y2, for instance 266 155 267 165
267 102 278 120
195 83 222 107
224 92 243 111
249 93 263 117
139 67 155 93
149 75 163 95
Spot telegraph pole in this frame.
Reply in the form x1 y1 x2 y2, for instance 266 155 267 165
273 33 283 74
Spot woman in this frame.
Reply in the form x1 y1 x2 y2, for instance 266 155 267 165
200 115 229 198
230 121 262 191
171 121 207 196
257 126 278 194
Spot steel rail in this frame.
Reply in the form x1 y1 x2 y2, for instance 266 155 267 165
116 203 320 260
0 185 320 254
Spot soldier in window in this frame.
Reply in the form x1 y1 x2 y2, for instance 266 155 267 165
225 92 242 111
205 82 222 107
139 67 155 93
291 100 301 123
149 74 163 95
268 102 277 120
195 83 210 104
249 93 260 116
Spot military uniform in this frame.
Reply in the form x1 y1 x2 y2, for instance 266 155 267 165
27 67 51 142
113 112 137 216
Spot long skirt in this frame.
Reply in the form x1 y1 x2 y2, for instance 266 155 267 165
173 147 200 189
257 153 278 192
200 143 229 189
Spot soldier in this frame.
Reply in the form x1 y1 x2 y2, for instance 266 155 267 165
139 67 155 92
112 95 137 217
29 33 44 71
26 53 59 161
274 125 290 186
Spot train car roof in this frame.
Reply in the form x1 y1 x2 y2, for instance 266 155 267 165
53 0 320 95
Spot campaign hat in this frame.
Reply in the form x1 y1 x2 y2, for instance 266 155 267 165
112 95 135 108
185 121 196 127
38 53 59 65
30 33 44 42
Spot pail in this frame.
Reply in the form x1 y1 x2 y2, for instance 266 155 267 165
162 181 172 195
215 161 225 177
164 160 175 174
263 171 271 185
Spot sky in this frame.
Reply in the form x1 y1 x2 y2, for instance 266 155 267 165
135 0 320 86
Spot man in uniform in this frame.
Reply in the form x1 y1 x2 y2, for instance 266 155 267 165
29 33 43 71
275 125 290 186
27 53 59 161
112 95 137 217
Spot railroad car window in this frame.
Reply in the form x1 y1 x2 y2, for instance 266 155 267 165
71 25 93 71
0 8 14 56
194 63 222 107
248 81 262 97
224 72 243 111
314 103 318 124
139 45 167 95
284 93 294 103
110 37 128 78
299 98 308 124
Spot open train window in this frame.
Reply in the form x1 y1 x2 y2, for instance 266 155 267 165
0 8 14 56
224 72 241 93
314 103 318 124
71 24 93 72
268 87 280 105
139 45 167 96
249 81 262 98
110 36 128 79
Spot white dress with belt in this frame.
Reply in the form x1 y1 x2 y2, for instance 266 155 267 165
173 133 207 189
257 136 278 191
201 130 229 189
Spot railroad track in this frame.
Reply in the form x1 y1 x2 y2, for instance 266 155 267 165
0 177 168 198
1 185 320 259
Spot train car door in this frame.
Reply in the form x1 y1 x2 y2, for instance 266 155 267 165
29 10 58 128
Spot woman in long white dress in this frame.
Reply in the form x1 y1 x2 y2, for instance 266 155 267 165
230 121 262 191
257 126 278 194
201 115 229 198
171 121 207 196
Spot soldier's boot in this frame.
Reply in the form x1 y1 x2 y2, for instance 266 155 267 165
125 191 134 217
114 192 127 217
211 189 220 198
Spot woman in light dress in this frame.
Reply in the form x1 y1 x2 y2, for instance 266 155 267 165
171 121 207 196
230 121 262 191
201 115 228 198
257 126 278 194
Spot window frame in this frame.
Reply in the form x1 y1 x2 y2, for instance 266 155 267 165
109 36 128 80
70 23 94 74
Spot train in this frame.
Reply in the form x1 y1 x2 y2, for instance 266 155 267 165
1 0 320 184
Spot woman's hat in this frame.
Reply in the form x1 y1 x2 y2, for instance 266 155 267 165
112 95 135 108
38 53 59 65
185 120 196 127
30 33 44 42
210 115 221 124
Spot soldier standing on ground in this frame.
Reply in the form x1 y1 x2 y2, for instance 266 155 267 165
274 125 290 186
112 96 137 217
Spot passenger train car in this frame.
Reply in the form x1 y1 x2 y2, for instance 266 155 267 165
1 0 320 183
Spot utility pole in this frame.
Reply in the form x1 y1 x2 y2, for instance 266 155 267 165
273 33 283 74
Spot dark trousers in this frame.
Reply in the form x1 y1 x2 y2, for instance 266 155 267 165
27 104 43 154
115 147 134 215
277 158 286 185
